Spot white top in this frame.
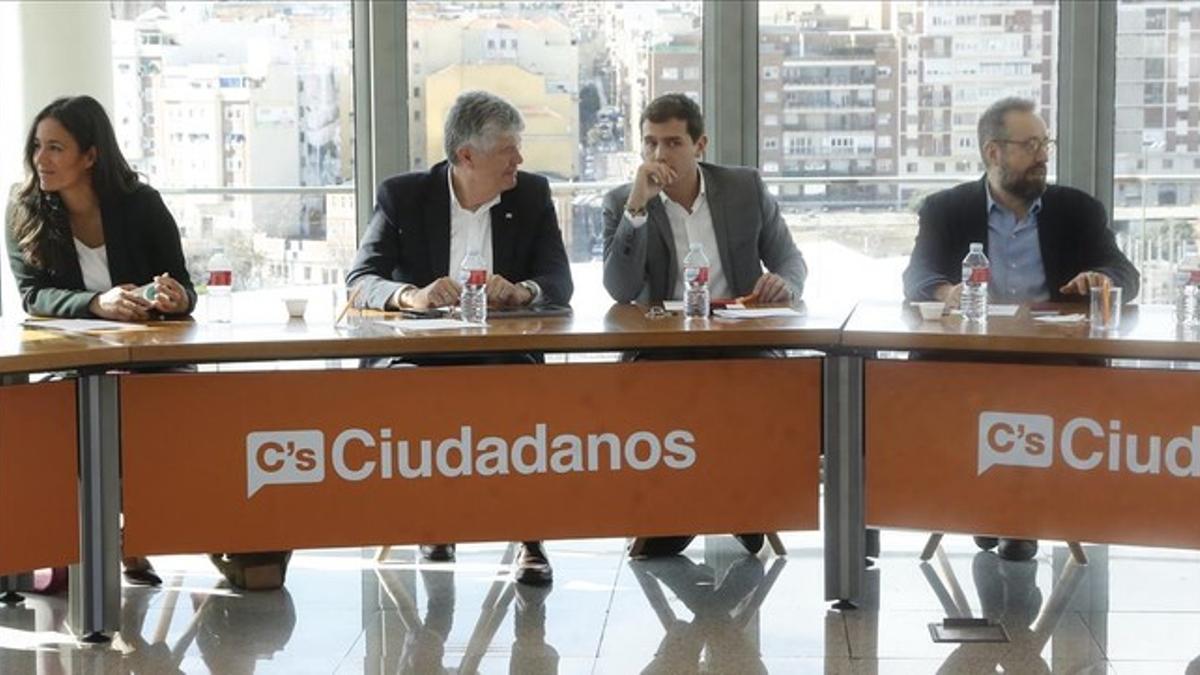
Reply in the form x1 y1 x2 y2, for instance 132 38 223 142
74 238 112 293
447 164 497 276
627 169 731 300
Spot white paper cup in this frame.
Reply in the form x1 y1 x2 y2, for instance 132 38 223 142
284 298 308 319
916 302 946 320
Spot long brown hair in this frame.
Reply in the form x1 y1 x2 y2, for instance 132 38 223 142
11 96 141 270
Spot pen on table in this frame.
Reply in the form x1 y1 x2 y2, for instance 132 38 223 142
734 291 760 306
335 285 362 326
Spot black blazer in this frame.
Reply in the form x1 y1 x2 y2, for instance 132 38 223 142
347 161 573 308
902 176 1140 302
6 185 196 318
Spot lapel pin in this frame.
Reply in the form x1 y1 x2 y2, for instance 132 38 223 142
505 212 513 219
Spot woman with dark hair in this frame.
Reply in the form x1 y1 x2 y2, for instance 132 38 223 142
6 95 196 587
7 95 194 321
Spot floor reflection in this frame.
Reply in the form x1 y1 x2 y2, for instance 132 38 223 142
5 535 1200 672
630 554 785 674
375 567 455 673
369 542 560 674
119 577 297 675
919 545 1089 674
194 587 296 674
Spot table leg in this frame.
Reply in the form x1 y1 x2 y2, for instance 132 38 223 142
920 533 944 562
1068 542 1089 565
824 355 865 609
628 538 648 558
70 373 121 642
766 532 787 556
0 573 30 604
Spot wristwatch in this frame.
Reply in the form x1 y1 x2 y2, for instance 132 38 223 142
518 280 540 302
625 203 647 218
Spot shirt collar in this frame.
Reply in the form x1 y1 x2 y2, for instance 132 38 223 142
448 165 502 216
660 167 707 212
985 179 1042 218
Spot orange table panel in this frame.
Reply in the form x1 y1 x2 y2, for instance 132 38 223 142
121 359 821 555
0 381 79 574
866 360 1200 548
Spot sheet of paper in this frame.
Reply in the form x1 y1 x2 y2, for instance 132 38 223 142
662 300 684 311
24 319 151 333
1033 313 1087 324
949 304 1019 317
374 319 483 332
712 307 805 319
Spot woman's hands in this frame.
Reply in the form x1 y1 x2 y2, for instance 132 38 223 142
89 273 189 321
90 285 152 321
149 273 189 314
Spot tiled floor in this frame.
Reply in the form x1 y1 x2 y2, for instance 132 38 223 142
0 530 1196 673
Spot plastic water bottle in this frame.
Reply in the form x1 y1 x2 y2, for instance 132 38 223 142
207 250 233 323
961 242 989 322
458 249 487 324
1176 243 1200 326
683 242 710 319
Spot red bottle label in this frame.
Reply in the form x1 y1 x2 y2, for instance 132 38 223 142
209 270 232 286
968 268 989 284
466 269 487 286
694 267 709 284
1189 270 1200 284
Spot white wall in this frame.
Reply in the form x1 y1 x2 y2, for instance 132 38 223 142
0 2 25 318
18 1 115 121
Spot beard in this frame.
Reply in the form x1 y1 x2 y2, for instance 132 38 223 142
999 163 1047 201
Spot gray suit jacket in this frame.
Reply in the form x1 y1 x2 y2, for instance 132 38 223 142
602 162 806 304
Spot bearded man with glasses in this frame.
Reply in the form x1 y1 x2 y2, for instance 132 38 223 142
904 97 1138 308
900 97 1140 562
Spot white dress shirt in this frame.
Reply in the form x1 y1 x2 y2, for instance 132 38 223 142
391 167 542 307
627 169 731 300
447 165 498 277
74 238 112 292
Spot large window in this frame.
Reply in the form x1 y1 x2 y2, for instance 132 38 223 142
1114 1 1200 304
406 1 702 306
109 1 356 294
759 1 1059 302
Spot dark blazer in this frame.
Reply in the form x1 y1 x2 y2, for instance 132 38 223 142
902 176 1140 302
347 161 573 309
6 184 196 318
602 162 806 304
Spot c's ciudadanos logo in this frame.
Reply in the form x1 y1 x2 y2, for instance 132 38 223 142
246 430 325 497
977 412 1053 475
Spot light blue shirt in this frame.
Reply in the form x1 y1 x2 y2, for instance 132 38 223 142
986 183 1049 302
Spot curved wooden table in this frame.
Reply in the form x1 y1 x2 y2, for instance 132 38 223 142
21 302 844 638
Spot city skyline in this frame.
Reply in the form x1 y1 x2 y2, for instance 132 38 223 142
106 0 1200 304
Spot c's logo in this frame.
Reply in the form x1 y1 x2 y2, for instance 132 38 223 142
978 412 1053 475
246 431 325 497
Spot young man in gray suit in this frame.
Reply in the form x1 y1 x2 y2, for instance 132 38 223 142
603 93 806 306
601 93 808 558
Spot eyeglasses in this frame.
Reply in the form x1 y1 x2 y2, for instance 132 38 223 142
993 137 1057 155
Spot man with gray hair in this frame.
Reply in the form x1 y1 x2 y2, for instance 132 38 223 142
901 96 1139 562
348 91 572 584
349 90 572 312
